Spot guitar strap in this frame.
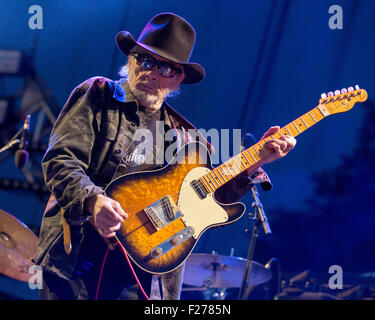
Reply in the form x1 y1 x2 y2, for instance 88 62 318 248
164 103 215 154
61 208 72 255
41 194 73 255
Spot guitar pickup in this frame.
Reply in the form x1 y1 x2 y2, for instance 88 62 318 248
191 179 207 199
144 195 182 231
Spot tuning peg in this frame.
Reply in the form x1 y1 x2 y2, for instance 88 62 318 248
321 93 327 99
348 87 354 92
341 88 347 94
334 90 341 95
327 91 334 97
355 85 360 90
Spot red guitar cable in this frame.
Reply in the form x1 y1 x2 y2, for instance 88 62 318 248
94 246 109 300
94 238 150 300
116 238 150 300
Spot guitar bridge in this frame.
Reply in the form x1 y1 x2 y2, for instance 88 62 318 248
144 195 181 230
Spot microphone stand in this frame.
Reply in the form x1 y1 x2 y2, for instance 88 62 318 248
237 183 272 300
0 129 22 154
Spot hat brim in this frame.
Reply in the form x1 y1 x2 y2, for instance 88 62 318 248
116 31 205 84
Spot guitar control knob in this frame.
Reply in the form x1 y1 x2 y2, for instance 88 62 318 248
151 247 163 258
170 237 179 246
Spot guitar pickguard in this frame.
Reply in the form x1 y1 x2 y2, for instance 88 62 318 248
178 167 229 239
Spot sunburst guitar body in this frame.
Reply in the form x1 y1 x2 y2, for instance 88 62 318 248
105 142 245 274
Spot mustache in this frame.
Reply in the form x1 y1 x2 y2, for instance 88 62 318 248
138 82 157 90
135 80 171 97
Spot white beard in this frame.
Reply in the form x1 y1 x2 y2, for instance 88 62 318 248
132 87 163 111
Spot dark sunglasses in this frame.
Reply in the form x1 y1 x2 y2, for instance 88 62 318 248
130 53 183 78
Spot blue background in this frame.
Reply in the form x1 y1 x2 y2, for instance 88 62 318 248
0 0 374 299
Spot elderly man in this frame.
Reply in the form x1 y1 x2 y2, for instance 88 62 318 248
33 12 296 300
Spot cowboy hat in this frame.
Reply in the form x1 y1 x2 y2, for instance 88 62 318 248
116 12 205 84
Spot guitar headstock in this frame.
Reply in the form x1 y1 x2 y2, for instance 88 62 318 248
318 85 368 115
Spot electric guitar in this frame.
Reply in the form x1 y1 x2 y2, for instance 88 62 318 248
101 86 367 274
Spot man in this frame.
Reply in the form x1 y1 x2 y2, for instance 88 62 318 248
33 12 296 300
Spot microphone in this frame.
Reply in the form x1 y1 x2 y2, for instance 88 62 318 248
14 115 30 169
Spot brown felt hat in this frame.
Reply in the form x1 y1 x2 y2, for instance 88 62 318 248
116 12 205 84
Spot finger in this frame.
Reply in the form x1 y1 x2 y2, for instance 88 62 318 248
281 134 297 144
98 210 123 225
266 140 288 152
95 220 112 230
279 135 297 151
97 221 121 232
103 223 121 233
104 205 125 223
98 229 117 239
279 140 289 152
98 223 121 238
113 201 128 219
260 126 280 140
95 210 124 234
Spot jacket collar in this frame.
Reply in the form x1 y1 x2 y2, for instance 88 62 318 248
114 78 213 152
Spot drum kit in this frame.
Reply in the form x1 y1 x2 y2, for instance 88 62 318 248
181 252 273 300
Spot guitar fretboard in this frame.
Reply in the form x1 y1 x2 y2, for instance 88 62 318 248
199 104 329 193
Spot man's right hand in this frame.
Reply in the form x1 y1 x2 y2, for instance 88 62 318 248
84 194 128 238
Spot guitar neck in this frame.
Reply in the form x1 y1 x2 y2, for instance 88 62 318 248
199 104 329 193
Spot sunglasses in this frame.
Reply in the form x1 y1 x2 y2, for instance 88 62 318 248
131 53 183 78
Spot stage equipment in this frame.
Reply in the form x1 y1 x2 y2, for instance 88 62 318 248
0 209 38 282
0 42 59 199
0 49 26 76
183 253 272 289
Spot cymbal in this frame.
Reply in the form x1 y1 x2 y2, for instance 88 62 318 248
0 209 38 282
183 253 272 288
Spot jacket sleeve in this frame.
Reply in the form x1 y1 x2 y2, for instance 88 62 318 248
215 168 271 203
42 78 108 226
214 171 252 203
